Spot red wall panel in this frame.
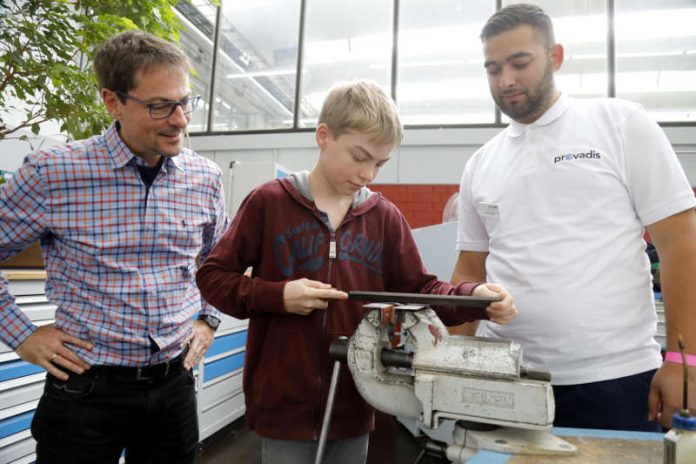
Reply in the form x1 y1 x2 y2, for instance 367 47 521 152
370 184 459 229
373 186 696 231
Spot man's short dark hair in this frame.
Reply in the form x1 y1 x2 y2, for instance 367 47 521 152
480 3 555 48
93 30 190 99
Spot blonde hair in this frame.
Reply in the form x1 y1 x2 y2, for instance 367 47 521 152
318 80 403 146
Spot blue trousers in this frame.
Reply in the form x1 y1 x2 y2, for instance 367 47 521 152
552 369 661 431
31 368 199 463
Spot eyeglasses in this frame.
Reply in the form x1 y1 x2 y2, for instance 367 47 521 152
115 90 201 120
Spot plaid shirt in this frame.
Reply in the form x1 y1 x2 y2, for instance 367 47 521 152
0 124 229 366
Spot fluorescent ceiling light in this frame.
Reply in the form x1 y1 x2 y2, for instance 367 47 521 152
401 113 494 125
615 8 696 40
570 51 687 60
617 51 684 59
226 69 296 79
304 32 391 65
398 78 489 102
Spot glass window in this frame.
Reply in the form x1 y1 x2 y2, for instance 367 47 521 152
397 0 495 125
175 1 218 132
502 0 609 108
211 0 302 131
298 0 394 128
175 0 696 132
616 0 696 122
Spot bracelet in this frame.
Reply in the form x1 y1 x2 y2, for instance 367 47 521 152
664 351 696 367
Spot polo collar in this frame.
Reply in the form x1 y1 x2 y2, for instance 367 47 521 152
507 93 570 138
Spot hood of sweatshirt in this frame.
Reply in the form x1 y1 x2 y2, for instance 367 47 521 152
281 170 381 219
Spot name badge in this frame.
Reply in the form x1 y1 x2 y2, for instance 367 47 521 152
478 202 499 217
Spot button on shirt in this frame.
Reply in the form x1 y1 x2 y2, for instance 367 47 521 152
0 123 229 366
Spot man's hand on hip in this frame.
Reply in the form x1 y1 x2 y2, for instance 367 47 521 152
16 325 93 380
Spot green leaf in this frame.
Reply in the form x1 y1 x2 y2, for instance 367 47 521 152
1 0 184 142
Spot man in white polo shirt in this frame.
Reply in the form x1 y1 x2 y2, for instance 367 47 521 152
452 3 696 431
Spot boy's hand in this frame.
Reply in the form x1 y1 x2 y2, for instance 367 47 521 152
283 278 348 315
472 283 518 324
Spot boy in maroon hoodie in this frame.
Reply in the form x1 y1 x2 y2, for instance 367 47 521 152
196 80 517 463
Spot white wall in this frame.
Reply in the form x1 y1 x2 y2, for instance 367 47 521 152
189 127 503 201
2 125 694 188
190 126 696 195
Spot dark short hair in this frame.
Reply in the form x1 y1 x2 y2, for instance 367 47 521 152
93 30 190 98
480 3 555 48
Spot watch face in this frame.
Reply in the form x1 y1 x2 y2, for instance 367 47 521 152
201 315 220 329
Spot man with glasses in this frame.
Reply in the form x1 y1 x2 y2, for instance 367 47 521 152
0 30 229 463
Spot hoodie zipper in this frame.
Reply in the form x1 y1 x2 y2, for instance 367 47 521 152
327 231 337 281
314 213 360 438
279 178 372 439
314 218 337 438
324 229 337 352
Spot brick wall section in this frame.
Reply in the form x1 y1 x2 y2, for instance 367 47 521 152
370 184 460 229
373 186 696 231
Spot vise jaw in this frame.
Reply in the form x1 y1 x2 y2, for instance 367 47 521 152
346 306 555 430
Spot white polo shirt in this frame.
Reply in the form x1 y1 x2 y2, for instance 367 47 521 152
457 94 696 385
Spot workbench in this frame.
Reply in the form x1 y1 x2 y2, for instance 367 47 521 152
467 427 663 464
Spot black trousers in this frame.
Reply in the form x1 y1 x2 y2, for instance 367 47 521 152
553 369 661 432
31 366 199 464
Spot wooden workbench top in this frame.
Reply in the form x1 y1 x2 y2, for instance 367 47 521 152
471 428 664 464
1 270 47 280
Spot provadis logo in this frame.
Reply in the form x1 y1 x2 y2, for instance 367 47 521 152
554 149 602 164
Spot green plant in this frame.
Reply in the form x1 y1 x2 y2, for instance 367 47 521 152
0 0 186 142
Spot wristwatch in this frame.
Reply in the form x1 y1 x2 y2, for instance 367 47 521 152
197 314 221 331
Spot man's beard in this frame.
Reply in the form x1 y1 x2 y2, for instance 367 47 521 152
494 61 555 123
